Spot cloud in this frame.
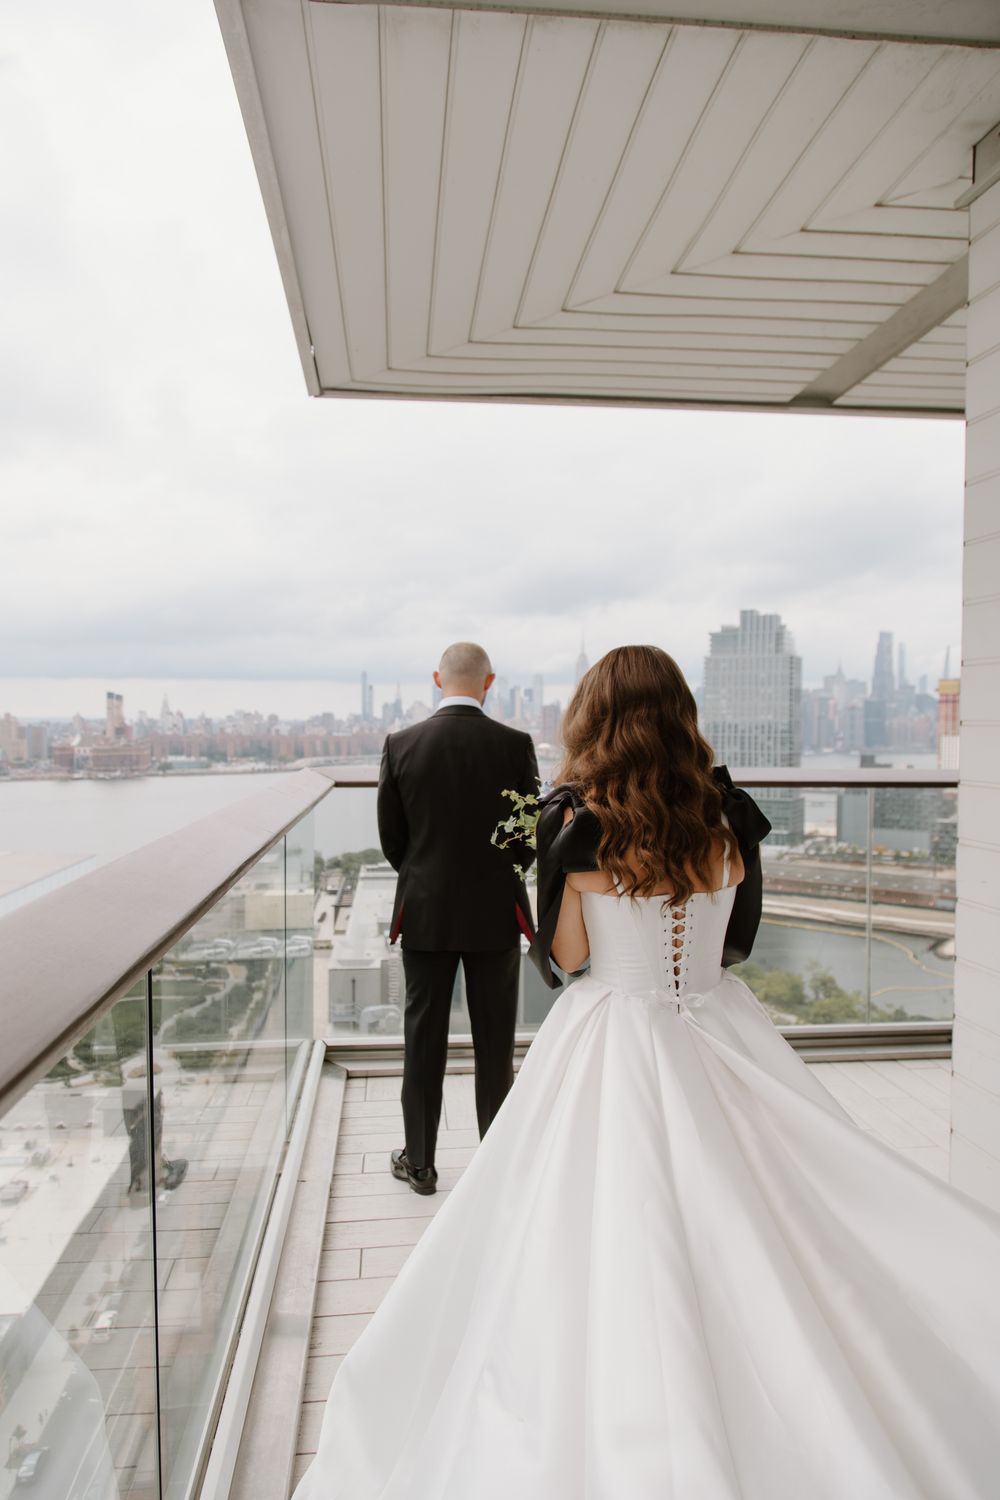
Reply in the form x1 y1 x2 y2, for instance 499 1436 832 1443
1 1 965 704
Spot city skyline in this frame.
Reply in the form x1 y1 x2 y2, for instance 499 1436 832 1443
0 616 955 776
0 621 961 726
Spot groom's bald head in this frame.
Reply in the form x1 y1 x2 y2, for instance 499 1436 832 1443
435 641 495 701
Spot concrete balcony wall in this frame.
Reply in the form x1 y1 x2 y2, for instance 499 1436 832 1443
953 175 1000 1211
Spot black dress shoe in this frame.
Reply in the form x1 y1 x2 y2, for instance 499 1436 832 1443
390 1148 438 1195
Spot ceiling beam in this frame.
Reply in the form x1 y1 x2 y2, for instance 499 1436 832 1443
313 1 1000 49
956 119 1000 207
790 256 968 408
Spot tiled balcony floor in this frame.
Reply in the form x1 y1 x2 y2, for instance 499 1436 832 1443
291 1056 952 1487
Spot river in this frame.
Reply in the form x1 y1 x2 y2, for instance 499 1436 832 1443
0 769 382 868
0 749 940 866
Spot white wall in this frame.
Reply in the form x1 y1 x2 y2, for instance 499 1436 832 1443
951 175 1000 1211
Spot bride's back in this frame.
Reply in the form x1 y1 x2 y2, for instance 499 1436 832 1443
566 816 743 900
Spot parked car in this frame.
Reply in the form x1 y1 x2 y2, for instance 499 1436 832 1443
15 1448 48 1486
234 937 280 960
181 940 233 963
180 945 215 963
0 1179 29 1204
285 935 313 958
92 1310 118 1341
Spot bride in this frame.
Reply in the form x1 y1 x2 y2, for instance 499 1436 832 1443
293 645 1000 1499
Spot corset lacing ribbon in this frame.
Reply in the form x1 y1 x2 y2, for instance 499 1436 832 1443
631 986 710 1016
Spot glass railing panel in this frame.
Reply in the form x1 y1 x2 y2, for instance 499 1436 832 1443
0 977 157 1500
865 785 956 1023
732 785 878 1026
312 789 403 1039
313 780 954 1035
149 841 288 1500
284 813 316 1124
737 783 957 1026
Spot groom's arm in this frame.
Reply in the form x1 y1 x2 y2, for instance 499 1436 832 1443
377 736 408 871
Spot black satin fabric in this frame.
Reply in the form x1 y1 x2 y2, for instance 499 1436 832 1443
527 766 773 991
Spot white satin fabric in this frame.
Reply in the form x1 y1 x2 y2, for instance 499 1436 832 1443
294 885 1000 1499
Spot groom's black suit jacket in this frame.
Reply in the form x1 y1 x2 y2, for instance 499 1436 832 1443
377 706 540 951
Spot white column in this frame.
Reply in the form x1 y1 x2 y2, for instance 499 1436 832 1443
951 176 1000 1210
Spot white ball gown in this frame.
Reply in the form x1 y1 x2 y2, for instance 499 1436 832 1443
293 876 1000 1499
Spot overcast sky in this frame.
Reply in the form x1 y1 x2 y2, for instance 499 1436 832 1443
2 1 965 715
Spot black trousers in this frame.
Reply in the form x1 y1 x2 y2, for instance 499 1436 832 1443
400 946 520 1169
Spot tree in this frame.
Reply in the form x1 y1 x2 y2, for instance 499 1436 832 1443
801 992 865 1024
758 969 806 1010
324 848 383 882
805 963 846 1002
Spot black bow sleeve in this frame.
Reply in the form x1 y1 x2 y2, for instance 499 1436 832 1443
527 784 598 990
713 765 772 966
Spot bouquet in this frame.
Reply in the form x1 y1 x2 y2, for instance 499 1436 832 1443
491 785 542 881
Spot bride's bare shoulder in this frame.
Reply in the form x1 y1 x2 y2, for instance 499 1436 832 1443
566 824 744 897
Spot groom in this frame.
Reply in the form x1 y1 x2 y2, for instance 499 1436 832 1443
377 642 540 1194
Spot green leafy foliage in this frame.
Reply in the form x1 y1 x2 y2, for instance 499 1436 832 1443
491 788 541 881
323 848 384 881
733 959 917 1023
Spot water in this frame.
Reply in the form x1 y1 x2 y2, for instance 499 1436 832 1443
749 917 953 1021
0 750 940 865
0 771 381 869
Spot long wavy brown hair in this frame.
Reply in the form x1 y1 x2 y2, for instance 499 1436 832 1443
555 645 736 901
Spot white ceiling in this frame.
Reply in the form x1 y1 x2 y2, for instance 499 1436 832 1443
373 2 1000 47
218 1 1000 413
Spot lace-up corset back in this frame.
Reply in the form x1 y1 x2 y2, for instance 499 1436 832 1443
580 859 738 999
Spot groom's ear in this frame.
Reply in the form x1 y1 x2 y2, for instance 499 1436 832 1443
433 670 443 689
484 673 496 694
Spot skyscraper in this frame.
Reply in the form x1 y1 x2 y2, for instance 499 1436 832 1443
702 610 801 767
575 639 589 685
702 609 803 844
866 631 895 749
872 631 895 701
106 691 126 741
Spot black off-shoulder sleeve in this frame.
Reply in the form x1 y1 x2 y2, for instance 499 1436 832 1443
713 765 772 966
527 784 599 990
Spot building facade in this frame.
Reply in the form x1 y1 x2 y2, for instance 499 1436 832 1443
703 609 804 844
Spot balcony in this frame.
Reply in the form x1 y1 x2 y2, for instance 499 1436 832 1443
0 768 965 1499
6 0 1000 1490
205 0 1000 1236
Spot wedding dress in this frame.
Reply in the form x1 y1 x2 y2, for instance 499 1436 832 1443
294 867 1000 1499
